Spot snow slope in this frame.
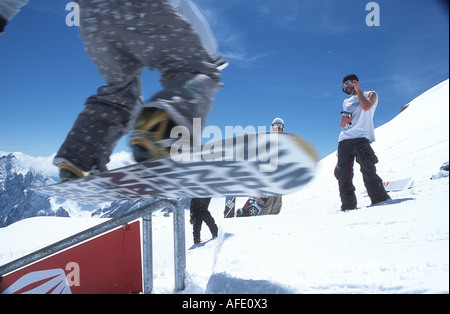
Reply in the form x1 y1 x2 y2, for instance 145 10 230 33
202 79 449 294
0 80 448 294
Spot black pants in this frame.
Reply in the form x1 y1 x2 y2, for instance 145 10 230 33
335 138 389 210
190 198 218 243
192 210 218 243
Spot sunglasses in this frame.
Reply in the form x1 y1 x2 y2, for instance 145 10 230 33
342 80 355 95
272 123 284 129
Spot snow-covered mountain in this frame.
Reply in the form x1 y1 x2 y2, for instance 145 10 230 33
0 79 448 294
0 153 68 227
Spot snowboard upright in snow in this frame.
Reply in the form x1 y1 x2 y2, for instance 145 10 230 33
382 178 414 192
32 132 318 204
224 197 236 218
362 177 414 196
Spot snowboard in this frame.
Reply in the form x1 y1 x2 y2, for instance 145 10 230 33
382 178 414 192
32 132 318 204
362 177 414 196
224 197 236 218
367 197 415 208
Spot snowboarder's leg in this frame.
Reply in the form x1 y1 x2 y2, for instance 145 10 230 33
202 210 218 238
354 140 390 205
168 0 218 58
54 0 223 176
336 140 357 210
192 213 203 244
54 30 143 175
129 3 222 161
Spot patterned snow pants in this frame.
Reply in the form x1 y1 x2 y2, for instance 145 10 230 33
54 0 222 172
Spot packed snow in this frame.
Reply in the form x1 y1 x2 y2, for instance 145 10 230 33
0 80 448 294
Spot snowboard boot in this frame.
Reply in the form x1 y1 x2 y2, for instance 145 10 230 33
370 194 391 206
58 162 91 182
130 108 177 162
193 234 201 245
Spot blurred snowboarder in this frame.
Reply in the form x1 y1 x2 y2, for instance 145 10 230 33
0 0 225 181
54 0 225 181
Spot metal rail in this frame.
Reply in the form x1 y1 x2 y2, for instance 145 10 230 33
0 199 186 293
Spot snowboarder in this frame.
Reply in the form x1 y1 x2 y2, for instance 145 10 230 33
54 0 225 181
335 74 390 211
0 0 225 181
190 198 218 244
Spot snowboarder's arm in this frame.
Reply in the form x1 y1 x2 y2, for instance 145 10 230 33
357 90 377 111
340 115 353 129
353 81 377 111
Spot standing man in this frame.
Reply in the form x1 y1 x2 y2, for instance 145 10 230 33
190 198 218 244
335 74 390 211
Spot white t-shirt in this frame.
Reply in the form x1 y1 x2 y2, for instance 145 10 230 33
338 91 378 143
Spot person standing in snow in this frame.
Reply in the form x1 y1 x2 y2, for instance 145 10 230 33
190 198 218 244
257 118 284 215
0 0 225 181
335 74 390 211
251 118 284 216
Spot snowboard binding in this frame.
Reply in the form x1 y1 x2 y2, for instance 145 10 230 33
130 108 177 162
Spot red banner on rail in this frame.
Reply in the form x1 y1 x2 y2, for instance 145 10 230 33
0 220 142 294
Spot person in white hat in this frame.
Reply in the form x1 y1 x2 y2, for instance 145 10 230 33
271 117 285 133
258 118 284 215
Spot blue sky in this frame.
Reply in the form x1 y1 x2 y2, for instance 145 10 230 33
0 0 448 160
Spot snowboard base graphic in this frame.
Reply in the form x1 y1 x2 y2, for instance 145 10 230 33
32 133 318 204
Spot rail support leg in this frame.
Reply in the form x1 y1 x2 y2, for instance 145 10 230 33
143 213 153 294
173 203 186 292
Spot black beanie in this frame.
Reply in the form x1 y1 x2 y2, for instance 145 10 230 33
343 74 359 83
